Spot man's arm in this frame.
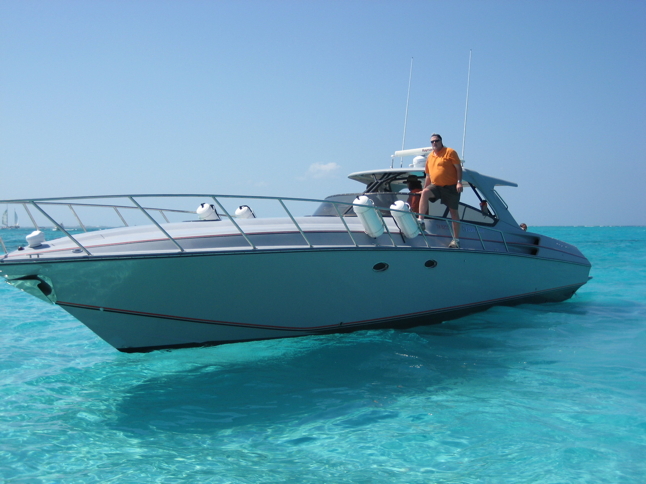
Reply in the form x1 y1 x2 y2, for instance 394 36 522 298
452 152 463 193
455 163 463 192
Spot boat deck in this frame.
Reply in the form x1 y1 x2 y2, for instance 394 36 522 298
2 215 587 266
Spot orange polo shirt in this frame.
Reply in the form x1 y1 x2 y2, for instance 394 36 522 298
425 147 461 186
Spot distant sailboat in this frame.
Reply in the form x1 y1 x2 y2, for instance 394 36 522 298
1 207 20 229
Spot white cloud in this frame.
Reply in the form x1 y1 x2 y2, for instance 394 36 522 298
305 162 341 179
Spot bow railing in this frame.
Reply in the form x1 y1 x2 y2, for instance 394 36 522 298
1 194 533 257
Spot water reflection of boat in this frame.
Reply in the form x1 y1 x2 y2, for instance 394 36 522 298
0 146 591 353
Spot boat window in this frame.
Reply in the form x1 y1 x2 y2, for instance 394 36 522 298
493 189 509 209
312 192 447 219
456 185 498 225
312 193 405 217
458 204 496 225
373 262 389 272
313 173 498 226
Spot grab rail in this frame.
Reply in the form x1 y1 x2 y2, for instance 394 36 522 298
0 194 517 256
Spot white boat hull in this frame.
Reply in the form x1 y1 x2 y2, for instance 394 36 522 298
0 163 593 352
4 247 589 351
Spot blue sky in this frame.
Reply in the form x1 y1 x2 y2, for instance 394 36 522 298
1 0 644 226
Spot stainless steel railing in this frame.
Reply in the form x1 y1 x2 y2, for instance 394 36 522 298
0 194 520 256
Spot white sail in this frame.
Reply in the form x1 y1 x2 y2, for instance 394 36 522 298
2 209 7 227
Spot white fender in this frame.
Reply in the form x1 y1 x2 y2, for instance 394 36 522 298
390 200 420 239
26 230 46 248
196 203 220 221
352 196 384 238
235 205 255 219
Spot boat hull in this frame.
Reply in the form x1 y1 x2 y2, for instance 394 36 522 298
2 247 590 352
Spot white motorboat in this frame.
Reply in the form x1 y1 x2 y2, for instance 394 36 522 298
0 147 591 352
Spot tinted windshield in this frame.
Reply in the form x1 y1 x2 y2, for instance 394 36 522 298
313 192 497 225
313 170 498 226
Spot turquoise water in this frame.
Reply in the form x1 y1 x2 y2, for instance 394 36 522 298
1 227 644 483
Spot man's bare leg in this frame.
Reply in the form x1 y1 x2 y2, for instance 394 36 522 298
449 208 460 247
417 188 432 220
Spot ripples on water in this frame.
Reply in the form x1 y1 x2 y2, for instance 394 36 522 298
1 227 644 483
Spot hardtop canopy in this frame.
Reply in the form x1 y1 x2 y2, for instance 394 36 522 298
347 167 518 190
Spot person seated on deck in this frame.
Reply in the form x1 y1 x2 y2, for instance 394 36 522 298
406 175 424 214
520 223 528 231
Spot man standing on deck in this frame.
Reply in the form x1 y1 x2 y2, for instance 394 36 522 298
418 133 463 248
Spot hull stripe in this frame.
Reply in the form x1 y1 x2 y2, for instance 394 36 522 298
57 281 585 333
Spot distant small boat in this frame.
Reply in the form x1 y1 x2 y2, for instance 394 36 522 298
1 207 19 229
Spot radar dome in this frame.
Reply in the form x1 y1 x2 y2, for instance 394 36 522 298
412 155 426 168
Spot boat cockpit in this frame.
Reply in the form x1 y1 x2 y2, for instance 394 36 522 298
313 168 500 228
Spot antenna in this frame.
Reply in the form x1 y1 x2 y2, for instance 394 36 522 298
398 57 414 168
461 50 472 163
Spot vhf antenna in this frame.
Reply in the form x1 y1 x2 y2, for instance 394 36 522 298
398 57 414 168
461 50 472 164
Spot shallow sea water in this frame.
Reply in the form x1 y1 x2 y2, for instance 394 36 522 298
0 227 644 483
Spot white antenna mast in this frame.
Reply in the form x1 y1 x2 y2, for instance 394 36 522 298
461 49 472 163
398 57 414 168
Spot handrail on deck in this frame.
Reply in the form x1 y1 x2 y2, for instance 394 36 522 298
128 197 184 253
0 194 515 257
211 196 256 250
29 201 93 256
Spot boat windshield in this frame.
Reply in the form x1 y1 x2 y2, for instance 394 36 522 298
313 192 497 226
312 171 497 225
